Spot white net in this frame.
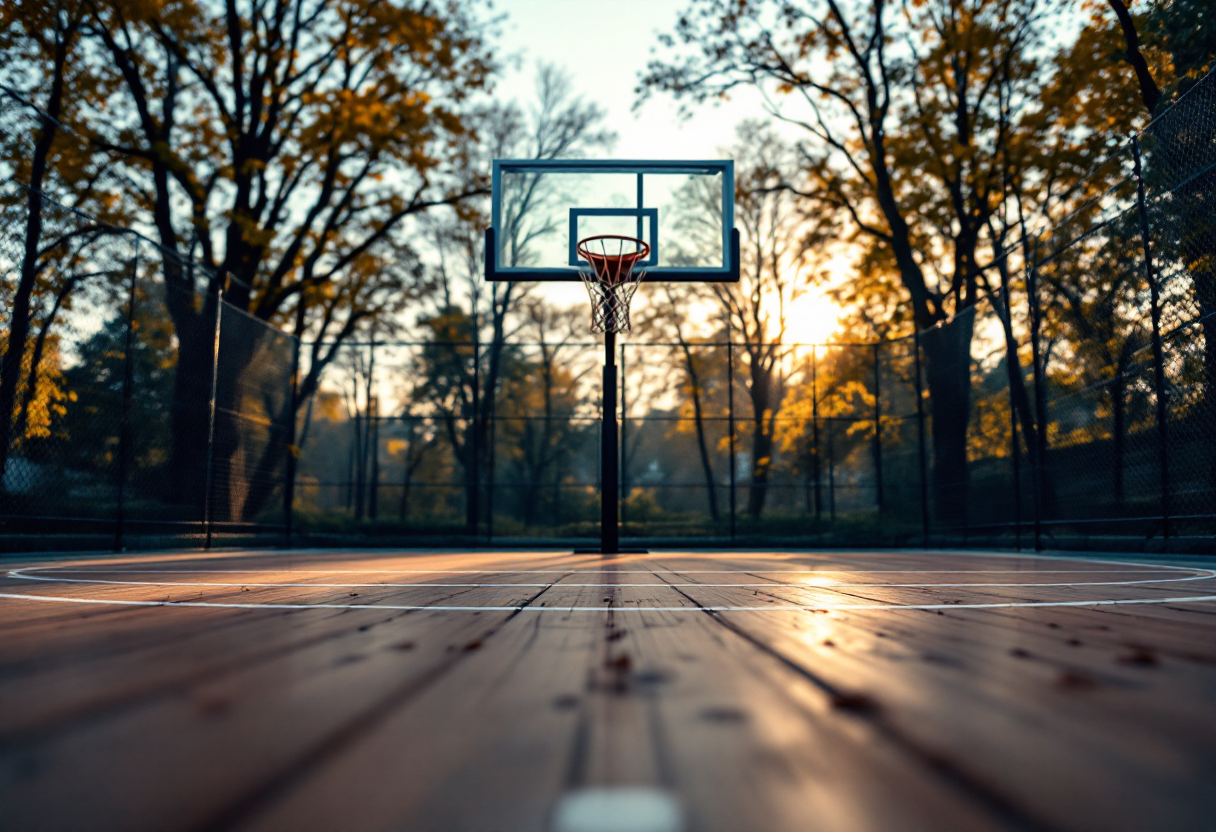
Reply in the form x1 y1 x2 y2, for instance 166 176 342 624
579 269 645 333
576 235 648 333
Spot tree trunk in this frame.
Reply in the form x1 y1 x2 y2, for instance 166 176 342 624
920 318 975 527
747 426 774 517
162 288 216 512
400 464 412 522
232 416 291 523
0 31 73 488
0 208 40 487
989 285 1058 519
680 345 720 523
744 346 778 519
202 313 263 526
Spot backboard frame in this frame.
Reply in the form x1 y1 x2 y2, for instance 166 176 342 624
485 158 739 283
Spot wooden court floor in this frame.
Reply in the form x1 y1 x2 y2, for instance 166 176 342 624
0 548 1214 832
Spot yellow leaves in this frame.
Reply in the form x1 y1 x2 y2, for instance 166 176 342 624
0 330 71 444
230 209 275 251
967 395 1012 461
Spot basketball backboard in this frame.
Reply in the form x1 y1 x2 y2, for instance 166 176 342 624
485 159 739 282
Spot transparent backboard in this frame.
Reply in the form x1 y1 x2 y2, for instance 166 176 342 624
486 159 738 282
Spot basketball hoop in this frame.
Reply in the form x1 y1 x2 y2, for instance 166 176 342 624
488 160 737 557
576 235 649 333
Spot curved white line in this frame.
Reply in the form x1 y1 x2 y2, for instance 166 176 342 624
7 569 1215 590
16 567 1198 575
4 553 1213 612
1 591 1214 612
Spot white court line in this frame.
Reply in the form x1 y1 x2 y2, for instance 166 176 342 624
8 568 1215 590
1 591 1215 613
14 568 1194 575
4 553 1213 612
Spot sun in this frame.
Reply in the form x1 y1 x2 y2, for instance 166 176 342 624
785 290 842 347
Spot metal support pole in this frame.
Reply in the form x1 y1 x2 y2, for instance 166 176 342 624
470 335 480 538
114 240 140 553
203 287 223 550
619 341 628 538
1132 135 1172 547
601 330 619 554
727 340 737 542
486 373 496 545
873 343 884 513
913 332 929 548
811 347 821 521
283 335 300 546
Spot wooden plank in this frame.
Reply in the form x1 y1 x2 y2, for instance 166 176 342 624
234 575 1010 832
610 584 1013 832
234 585 607 832
0 548 1212 832
0 584 558 830
668 579 1216 832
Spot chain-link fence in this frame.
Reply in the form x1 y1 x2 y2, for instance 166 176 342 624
3 71 1216 553
0 176 298 551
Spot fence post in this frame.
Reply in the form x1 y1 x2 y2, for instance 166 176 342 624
727 340 737 542
203 286 223 550
486 356 496 545
369 394 380 521
827 418 836 522
1132 135 1172 548
1007 368 1023 553
872 343 883 513
811 346 821 522
1027 253 1047 552
365 337 378 521
114 239 140 553
1000 275 1023 552
283 335 300 547
620 341 628 538
913 331 929 548
471 334 480 538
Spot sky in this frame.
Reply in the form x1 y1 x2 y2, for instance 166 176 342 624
490 0 844 343
494 0 764 159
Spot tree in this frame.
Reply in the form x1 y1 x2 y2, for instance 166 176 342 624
56 285 177 482
414 64 614 532
642 0 1098 522
495 300 591 528
666 123 807 518
39 0 499 520
1070 0 1216 503
0 0 128 489
1143 0 1216 106
639 284 729 524
720 126 806 517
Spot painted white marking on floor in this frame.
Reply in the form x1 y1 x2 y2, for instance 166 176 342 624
551 788 683 832
23 567 1191 574
2 591 1215 613
7 570 1214 590
3 553 1212 612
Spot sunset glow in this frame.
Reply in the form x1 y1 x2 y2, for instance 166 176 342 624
785 291 843 346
